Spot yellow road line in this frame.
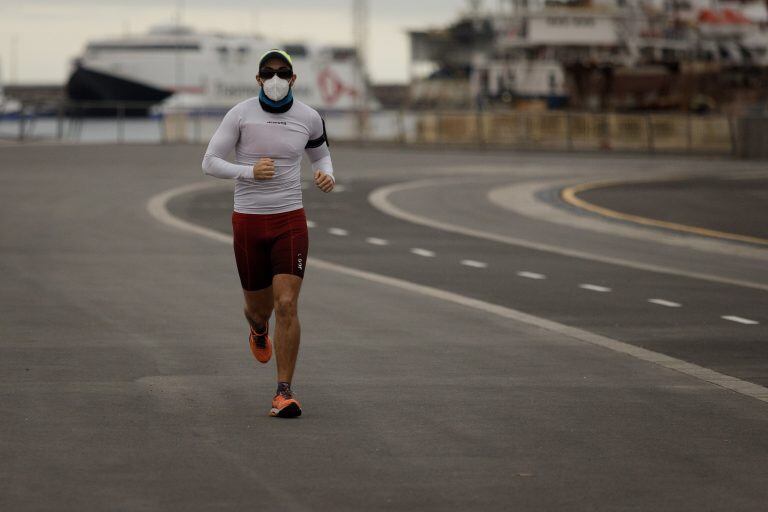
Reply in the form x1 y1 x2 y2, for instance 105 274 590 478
561 177 768 247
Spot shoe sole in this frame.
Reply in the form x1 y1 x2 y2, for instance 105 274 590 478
269 403 302 418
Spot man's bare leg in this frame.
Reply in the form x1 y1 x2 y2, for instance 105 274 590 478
243 286 273 333
272 274 303 384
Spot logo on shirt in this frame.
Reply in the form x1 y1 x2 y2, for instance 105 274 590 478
267 121 287 125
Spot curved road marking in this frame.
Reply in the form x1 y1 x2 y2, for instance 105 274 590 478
369 178 768 292
147 181 768 404
561 178 768 247
488 179 768 262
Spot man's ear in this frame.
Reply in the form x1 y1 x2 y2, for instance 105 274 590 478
256 77 264 87
290 75 297 87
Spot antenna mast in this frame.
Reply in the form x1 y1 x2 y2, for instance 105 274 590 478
352 0 369 134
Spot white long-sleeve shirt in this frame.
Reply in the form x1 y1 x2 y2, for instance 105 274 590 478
201 96 333 214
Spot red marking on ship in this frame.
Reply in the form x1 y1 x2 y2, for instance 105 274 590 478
317 68 359 106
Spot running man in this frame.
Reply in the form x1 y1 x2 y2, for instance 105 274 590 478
201 49 335 418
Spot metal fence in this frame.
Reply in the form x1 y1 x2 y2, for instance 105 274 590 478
412 111 735 154
0 101 744 156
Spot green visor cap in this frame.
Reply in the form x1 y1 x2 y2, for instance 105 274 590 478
259 49 293 70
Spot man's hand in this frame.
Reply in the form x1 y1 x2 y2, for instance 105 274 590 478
252 158 275 180
314 170 334 193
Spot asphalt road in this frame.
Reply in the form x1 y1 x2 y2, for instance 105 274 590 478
576 175 768 240
2 143 768 511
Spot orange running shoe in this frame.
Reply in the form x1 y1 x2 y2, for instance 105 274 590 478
270 390 302 418
248 324 272 364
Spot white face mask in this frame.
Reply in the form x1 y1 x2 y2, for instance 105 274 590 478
263 75 291 102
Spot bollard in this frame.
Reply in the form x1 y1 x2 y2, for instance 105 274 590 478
646 114 654 153
17 108 24 141
56 104 64 140
117 104 126 143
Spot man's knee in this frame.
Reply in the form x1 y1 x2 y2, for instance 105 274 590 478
244 305 271 324
274 295 297 318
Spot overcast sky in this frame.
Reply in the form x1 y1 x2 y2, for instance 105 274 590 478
0 0 469 85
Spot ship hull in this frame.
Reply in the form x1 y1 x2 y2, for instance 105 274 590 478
65 65 173 116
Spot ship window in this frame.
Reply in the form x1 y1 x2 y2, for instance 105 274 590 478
573 18 594 26
283 44 307 57
331 47 356 60
87 43 200 51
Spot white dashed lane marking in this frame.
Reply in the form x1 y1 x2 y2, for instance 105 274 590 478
315 227 761 330
722 315 760 325
411 248 436 258
517 271 546 280
579 284 612 293
149 181 768 406
306 220 316 228
648 298 682 308
332 184 347 193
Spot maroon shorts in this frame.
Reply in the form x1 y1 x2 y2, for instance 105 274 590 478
231 208 309 291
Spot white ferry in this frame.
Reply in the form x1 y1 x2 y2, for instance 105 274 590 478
65 24 374 113
0 64 22 116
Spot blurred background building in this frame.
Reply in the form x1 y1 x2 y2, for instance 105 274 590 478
409 0 768 114
2 0 767 156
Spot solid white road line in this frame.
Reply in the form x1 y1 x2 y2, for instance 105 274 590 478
328 227 349 236
369 179 768 292
722 316 760 325
148 181 768 405
411 248 436 258
460 259 488 268
365 237 390 246
517 271 546 280
306 220 316 228
648 298 682 308
579 284 612 293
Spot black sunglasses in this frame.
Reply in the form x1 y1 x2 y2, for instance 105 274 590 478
259 68 293 80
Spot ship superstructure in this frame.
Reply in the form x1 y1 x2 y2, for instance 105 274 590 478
66 24 375 113
409 0 768 111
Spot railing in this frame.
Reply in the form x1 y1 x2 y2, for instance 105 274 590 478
409 111 735 155
0 100 743 157
1 101 165 144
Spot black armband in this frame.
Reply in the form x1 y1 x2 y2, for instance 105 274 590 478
306 118 329 148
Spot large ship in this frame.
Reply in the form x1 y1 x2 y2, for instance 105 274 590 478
409 0 768 112
66 24 375 114
0 63 22 116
